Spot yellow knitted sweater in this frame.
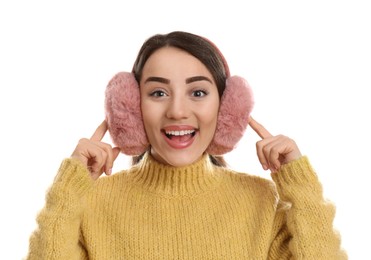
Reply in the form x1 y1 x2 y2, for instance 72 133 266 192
27 153 347 259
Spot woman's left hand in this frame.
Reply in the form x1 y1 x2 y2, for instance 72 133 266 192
249 117 302 172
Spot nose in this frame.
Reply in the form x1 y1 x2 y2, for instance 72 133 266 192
166 95 190 120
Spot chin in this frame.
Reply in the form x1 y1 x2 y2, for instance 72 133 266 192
151 148 204 167
164 155 202 167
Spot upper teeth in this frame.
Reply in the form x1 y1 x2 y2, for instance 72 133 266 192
166 130 195 136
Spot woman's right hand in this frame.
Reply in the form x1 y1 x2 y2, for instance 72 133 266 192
71 120 120 180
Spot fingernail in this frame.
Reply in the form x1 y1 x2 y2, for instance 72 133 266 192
107 168 112 175
262 164 268 170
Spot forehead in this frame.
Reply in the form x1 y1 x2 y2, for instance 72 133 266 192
146 46 195 64
142 46 212 76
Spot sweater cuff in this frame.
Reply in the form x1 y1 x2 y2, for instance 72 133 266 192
271 156 323 204
53 158 94 198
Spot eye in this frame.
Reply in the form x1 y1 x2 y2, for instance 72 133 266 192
192 89 208 97
150 90 167 97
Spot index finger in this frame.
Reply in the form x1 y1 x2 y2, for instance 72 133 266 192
249 117 273 139
90 120 108 141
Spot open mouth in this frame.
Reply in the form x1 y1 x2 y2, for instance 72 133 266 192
161 128 197 149
164 129 196 140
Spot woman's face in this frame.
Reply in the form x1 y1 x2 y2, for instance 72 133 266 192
140 46 220 167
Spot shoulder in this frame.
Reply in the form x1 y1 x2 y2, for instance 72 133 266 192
214 166 285 212
218 166 278 198
95 167 134 185
83 168 137 205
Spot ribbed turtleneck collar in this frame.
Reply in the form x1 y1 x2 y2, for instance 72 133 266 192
128 153 223 197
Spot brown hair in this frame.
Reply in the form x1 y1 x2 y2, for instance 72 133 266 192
132 31 228 167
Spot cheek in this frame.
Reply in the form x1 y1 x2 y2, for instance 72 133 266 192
140 98 156 136
141 99 167 147
200 99 220 129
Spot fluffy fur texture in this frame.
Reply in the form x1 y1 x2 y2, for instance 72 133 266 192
105 72 149 155
105 73 254 156
206 76 254 155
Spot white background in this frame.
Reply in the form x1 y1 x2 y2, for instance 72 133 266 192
1 1 370 259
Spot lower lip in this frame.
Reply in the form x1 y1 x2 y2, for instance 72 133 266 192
162 132 196 149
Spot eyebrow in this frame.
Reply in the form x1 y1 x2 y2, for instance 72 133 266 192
144 76 212 85
185 76 212 84
144 77 170 84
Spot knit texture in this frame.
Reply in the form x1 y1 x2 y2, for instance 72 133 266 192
27 154 347 259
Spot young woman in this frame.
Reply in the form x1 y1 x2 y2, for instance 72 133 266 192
27 31 347 259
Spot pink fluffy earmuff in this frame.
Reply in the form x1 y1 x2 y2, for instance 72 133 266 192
105 72 149 155
206 75 254 155
105 43 254 156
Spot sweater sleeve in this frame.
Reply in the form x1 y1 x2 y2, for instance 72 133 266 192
26 158 93 260
268 156 347 259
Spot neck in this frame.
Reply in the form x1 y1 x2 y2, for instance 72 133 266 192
128 152 223 197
